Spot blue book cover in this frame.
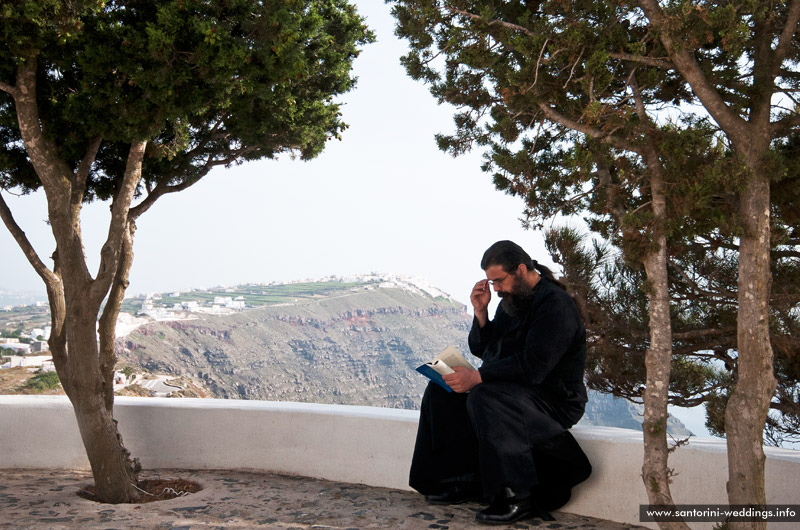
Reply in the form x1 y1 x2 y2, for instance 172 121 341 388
416 363 454 392
415 347 476 393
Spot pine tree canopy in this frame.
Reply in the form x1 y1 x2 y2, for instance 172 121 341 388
0 0 374 204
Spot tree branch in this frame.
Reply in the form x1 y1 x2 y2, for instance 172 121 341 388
669 259 738 299
672 340 736 357
0 192 58 287
770 112 800 137
522 38 549 94
667 383 728 408
629 71 649 122
0 191 69 376
692 234 740 252
637 0 750 146
609 52 673 70
0 80 16 96
98 220 135 413
421 44 451 66
11 56 73 192
73 136 103 204
444 6 537 38
129 147 255 220
595 160 627 227
563 47 584 89
769 398 800 416
537 103 637 153
672 328 737 340
44 276 69 384
91 140 146 303
771 0 800 79
773 249 800 259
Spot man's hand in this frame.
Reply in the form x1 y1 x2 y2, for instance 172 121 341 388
470 279 491 327
443 366 482 393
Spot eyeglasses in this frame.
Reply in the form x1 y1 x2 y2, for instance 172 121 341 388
487 274 509 286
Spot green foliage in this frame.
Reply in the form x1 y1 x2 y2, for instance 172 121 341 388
388 0 799 248
547 226 799 444
388 0 761 253
1 0 374 197
0 346 20 357
24 370 61 391
547 227 648 402
705 390 729 438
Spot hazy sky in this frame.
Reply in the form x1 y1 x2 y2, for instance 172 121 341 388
1 0 549 306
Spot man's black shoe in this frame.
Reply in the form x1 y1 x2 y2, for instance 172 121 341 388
475 495 555 525
424 485 484 505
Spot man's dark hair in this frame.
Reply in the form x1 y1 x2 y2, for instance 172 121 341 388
480 240 566 290
480 240 532 272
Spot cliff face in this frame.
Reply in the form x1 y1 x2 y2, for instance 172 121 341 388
117 282 692 435
578 392 693 437
117 286 472 409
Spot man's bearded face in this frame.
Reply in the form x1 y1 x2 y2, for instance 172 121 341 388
497 270 531 299
498 270 536 316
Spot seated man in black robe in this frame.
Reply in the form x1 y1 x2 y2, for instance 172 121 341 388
409 240 592 525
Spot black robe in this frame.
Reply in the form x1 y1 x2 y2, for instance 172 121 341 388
409 277 592 508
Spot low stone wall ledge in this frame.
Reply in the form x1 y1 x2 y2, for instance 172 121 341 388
1 395 798 529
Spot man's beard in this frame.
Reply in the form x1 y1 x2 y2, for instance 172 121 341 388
499 274 535 316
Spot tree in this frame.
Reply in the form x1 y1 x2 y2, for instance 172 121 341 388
390 2 702 526
0 0 372 503
389 1 799 528
544 133 800 451
545 225 799 447
633 5 797 527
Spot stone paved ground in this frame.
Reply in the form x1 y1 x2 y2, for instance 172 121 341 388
0 469 648 530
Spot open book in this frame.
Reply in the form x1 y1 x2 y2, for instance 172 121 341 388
416 346 476 392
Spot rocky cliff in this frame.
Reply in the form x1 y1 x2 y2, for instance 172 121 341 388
116 280 692 435
117 285 472 409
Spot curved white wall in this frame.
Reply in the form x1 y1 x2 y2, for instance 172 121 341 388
1 395 798 529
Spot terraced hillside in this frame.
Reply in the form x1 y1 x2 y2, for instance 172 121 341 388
117 284 472 409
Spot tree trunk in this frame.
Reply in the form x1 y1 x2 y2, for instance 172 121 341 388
72 395 141 503
724 167 776 530
98 221 137 413
6 47 148 505
60 297 140 503
639 151 691 530
637 4 784 525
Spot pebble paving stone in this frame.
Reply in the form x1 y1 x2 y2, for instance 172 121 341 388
0 469 650 530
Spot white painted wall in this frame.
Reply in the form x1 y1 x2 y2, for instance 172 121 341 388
1 395 798 529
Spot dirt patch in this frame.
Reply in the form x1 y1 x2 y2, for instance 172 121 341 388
78 478 203 504
0 366 65 395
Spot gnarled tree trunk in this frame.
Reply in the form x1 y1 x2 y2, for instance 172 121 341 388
52 223 141 503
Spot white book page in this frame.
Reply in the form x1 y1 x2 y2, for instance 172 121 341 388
433 346 475 371
429 359 454 376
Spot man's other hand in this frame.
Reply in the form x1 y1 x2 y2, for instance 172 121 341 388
470 279 491 327
443 366 482 393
